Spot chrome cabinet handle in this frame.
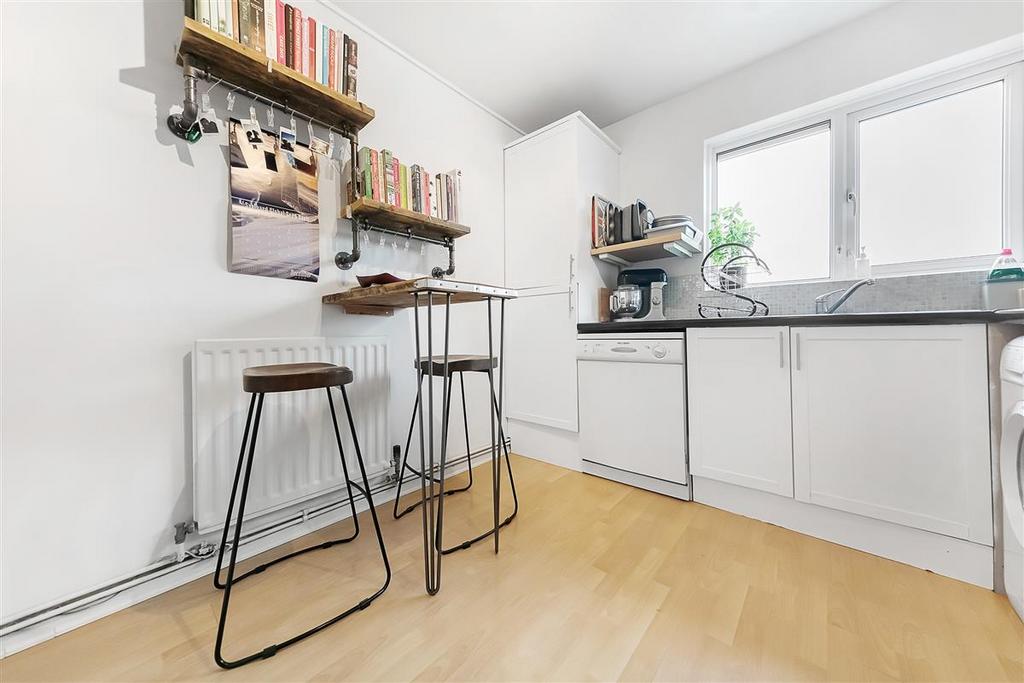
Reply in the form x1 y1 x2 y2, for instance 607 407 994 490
795 332 802 371
568 254 575 315
779 330 784 368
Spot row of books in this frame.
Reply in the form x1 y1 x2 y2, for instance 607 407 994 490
191 1 357 99
358 148 462 224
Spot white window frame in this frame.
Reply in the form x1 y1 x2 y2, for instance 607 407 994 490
704 40 1024 283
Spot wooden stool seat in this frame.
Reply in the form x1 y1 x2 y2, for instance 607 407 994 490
416 355 497 376
243 362 353 393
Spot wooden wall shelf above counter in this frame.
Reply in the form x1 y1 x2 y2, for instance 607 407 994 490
591 230 703 266
176 18 375 130
344 198 471 242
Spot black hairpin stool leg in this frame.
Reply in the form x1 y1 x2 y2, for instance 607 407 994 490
392 371 474 520
213 386 391 669
438 385 519 555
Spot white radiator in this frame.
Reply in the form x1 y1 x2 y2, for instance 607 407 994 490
192 337 390 532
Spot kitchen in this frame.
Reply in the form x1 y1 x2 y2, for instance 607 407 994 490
2 1 1023 681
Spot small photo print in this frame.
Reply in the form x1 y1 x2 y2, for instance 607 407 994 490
279 127 296 153
198 110 220 134
240 119 263 148
309 135 332 157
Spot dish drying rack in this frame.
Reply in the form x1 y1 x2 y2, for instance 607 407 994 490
697 243 771 318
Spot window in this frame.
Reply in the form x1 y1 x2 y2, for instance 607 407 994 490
716 124 831 283
854 81 1004 269
706 55 1023 283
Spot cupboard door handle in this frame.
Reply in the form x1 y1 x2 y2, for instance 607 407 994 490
779 331 784 368
795 332 802 371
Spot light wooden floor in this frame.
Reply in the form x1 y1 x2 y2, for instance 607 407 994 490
3 455 1022 682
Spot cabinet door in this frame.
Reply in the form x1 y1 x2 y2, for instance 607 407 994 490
687 327 793 496
504 291 578 432
504 123 576 290
791 325 992 544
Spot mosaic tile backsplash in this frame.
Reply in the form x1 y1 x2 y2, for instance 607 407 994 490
662 271 989 318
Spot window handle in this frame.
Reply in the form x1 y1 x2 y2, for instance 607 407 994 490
847 190 857 216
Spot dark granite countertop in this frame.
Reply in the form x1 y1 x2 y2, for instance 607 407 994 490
577 309 1024 334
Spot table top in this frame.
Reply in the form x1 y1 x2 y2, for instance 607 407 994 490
323 278 518 312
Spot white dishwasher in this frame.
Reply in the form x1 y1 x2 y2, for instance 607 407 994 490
576 334 690 500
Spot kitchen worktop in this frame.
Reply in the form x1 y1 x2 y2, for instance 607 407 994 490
577 309 1024 333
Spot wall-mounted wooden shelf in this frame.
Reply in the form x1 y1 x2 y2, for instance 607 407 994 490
344 198 471 242
591 230 703 266
177 18 375 130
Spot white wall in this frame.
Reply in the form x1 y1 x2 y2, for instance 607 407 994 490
604 0 1024 276
0 0 517 622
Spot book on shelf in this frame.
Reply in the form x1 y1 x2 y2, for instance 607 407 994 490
307 17 316 79
410 165 421 213
292 5 303 73
217 0 227 36
283 4 292 67
343 35 358 98
264 0 276 56
191 1 358 97
381 150 395 206
399 164 409 210
428 175 438 219
327 29 337 90
275 1 285 62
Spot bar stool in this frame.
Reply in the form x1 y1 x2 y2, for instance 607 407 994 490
392 354 518 554
213 362 391 670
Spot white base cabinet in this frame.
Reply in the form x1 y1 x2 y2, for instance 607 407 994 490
687 327 794 497
790 324 992 544
688 323 994 580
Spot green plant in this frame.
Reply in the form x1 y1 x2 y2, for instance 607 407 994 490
707 203 758 265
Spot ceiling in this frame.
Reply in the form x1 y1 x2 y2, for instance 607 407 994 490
333 1 892 132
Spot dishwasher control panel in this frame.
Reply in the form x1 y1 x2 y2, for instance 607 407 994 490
576 338 684 363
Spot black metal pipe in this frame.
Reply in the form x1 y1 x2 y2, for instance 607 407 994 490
431 238 456 279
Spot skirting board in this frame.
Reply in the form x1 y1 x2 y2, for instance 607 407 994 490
0 446 499 658
582 459 691 500
507 419 582 472
694 476 994 589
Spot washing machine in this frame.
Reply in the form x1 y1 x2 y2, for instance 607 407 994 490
1000 337 1024 622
